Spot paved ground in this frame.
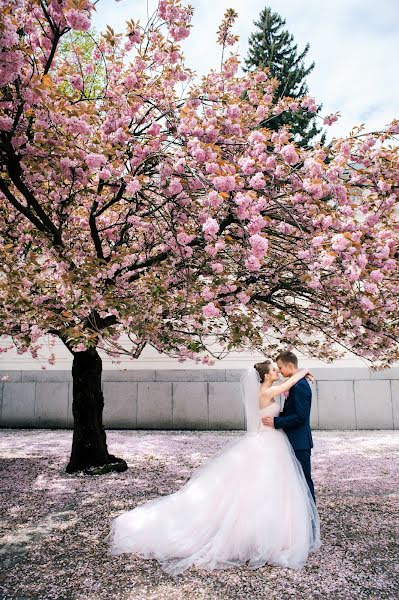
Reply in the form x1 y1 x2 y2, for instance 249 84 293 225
0 430 398 599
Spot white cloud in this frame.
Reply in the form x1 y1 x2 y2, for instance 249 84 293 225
92 0 399 139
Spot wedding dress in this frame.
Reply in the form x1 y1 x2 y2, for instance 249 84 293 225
107 401 321 575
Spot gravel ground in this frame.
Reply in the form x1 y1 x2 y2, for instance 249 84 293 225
0 429 398 600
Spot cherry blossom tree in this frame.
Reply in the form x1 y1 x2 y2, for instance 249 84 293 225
1 0 398 473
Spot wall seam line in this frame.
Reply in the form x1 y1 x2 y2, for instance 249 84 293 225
389 379 394 430
353 379 357 430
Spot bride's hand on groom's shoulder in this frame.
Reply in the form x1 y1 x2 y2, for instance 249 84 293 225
305 369 315 383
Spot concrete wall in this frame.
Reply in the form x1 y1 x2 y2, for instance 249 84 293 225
0 368 398 430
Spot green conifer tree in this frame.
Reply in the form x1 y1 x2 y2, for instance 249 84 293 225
245 7 325 147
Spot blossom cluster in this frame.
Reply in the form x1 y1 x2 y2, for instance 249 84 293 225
0 0 398 366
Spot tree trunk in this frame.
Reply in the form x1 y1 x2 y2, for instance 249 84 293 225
66 347 127 474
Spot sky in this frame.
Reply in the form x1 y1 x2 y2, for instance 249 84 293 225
94 0 399 140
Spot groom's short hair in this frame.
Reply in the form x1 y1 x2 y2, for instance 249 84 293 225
275 350 298 367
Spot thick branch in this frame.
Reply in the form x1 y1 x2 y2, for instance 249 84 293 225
83 311 119 331
89 200 106 261
94 182 126 218
120 214 236 283
5 151 62 246
0 178 48 233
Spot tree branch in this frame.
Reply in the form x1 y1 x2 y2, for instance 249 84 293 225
0 178 48 233
5 149 62 246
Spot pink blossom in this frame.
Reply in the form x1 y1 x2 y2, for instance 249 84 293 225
370 270 383 283
345 265 361 282
0 116 13 131
205 162 220 174
387 121 399 134
85 153 107 169
248 216 266 235
124 73 138 88
364 282 378 295
211 262 223 273
219 283 237 294
323 113 339 126
99 168 111 180
254 71 268 82
65 10 91 32
249 173 266 190
245 255 261 271
274 165 286 178
360 296 375 311
126 178 141 194
1 0 399 383
177 232 194 245
237 291 250 304
201 287 215 301
264 156 276 171
250 234 268 258
319 253 335 268
12 134 27 149
202 217 219 238
213 175 236 192
167 179 183 195
71 75 83 91
181 246 193 257
234 192 251 208
248 131 266 144
60 157 76 171
256 105 269 120
377 180 391 193
204 191 224 209
227 105 241 119
205 244 218 257
192 147 206 162
331 234 351 252
271 130 290 147
384 259 396 271
202 302 220 318
308 277 321 289
147 122 162 136
356 254 368 269
374 245 390 260
280 144 300 165
301 96 318 113
321 215 333 229
169 25 190 41
311 236 325 247
71 342 87 352
238 157 255 175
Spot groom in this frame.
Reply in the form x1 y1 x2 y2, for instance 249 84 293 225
261 350 316 502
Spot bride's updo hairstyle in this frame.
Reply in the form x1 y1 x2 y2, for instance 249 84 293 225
254 360 272 383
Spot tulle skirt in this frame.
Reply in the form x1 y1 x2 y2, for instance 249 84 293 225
106 429 320 575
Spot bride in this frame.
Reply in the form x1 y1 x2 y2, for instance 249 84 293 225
106 361 321 574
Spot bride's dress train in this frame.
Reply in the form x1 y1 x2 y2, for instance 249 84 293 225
107 402 320 575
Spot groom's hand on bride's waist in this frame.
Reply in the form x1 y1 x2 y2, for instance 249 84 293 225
261 416 275 428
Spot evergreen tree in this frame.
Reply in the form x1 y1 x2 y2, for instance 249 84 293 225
245 7 325 147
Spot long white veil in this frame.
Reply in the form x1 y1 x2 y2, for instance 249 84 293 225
240 367 260 432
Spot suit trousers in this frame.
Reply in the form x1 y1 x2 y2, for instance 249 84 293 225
294 449 316 503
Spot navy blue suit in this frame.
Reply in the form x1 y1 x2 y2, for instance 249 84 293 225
274 378 315 501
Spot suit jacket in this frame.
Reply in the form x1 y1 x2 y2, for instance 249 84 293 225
274 378 313 450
